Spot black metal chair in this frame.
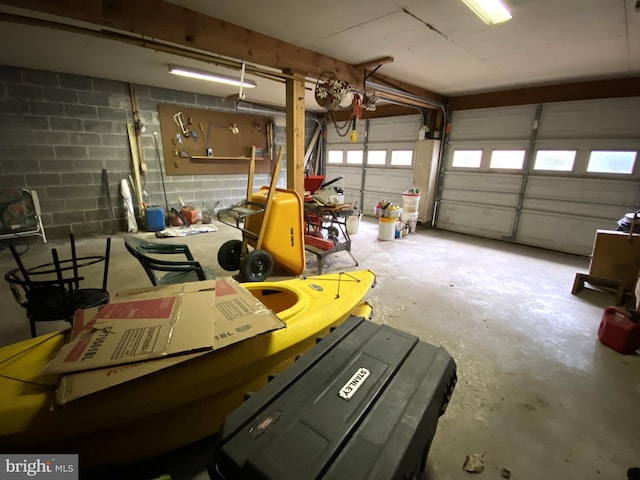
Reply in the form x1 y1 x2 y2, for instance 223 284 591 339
124 235 214 286
5 233 111 338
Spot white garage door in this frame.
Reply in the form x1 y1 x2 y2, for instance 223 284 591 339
435 97 640 256
323 114 424 215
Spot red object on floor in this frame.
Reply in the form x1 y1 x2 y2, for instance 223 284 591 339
180 206 199 224
597 306 640 354
304 234 334 251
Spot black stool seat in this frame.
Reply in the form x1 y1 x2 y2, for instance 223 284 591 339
73 288 110 309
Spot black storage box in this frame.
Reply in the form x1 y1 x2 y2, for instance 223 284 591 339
209 316 457 480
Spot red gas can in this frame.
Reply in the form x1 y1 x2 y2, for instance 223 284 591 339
597 307 640 354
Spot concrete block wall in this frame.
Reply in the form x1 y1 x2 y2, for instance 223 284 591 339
0 65 318 239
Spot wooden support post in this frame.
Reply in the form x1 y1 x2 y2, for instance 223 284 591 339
129 83 147 174
285 70 306 198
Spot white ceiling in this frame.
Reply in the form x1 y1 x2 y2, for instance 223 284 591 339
0 0 638 111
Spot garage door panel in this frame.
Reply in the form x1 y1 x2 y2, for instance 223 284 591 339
368 115 421 142
325 166 363 190
538 98 640 139
342 188 361 206
442 172 523 193
449 105 536 140
516 211 610 255
522 198 624 219
537 106 586 139
435 201 514 239
441 189 519 208
363 192 403 217
326 128 365 144
525 176 640 205
364 169 413 192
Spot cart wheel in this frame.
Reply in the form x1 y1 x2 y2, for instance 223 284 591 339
328 226 340 241
218 239 243 271
240 249 273 282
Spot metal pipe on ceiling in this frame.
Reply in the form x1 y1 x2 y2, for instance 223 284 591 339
0 12 290 84
1 10 450 122
365 80 446 111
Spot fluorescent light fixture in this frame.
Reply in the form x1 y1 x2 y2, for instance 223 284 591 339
461 0 512 24
168 66 257 88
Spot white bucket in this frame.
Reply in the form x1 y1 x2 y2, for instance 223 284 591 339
346 213 361 234
378 216 396 241
402 193 421 213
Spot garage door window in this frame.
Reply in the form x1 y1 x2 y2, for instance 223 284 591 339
347 150 364 164
328 150 344 164
534 150 576 171
587 151 636 174
490 150 525 169
390 150 413 166
452 150 482 168
367 150 387 165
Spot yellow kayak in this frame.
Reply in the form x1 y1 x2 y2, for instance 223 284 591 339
0 270 376 470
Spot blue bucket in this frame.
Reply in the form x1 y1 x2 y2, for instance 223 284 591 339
145 206 165 232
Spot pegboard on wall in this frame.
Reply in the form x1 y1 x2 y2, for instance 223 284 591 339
158 104 278 176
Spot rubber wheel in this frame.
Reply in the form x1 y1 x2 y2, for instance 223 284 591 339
328 226 340 241
240 249 273 282
218 239 243 271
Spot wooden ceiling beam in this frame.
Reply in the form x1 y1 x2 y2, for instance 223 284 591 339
7 0 626 112
448 77 640 110
0 0 361 85
0 0 443 103
353 56 394 70
328 103 420 122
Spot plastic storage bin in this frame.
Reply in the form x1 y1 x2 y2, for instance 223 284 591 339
209 315 457 480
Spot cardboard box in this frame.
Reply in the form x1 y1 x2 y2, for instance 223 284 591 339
45 277 284 377
55 277 285 404
589 230 640 289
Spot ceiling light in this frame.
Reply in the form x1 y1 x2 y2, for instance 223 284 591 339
461 0 512 25
168 66 257 88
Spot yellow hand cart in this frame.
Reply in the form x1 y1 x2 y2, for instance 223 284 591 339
217 146 305 282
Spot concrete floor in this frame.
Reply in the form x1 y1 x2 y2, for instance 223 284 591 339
1 217 638 479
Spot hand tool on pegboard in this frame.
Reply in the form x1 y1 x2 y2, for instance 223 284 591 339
173 112 189 137
187 116 198 140
205 121 215 157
